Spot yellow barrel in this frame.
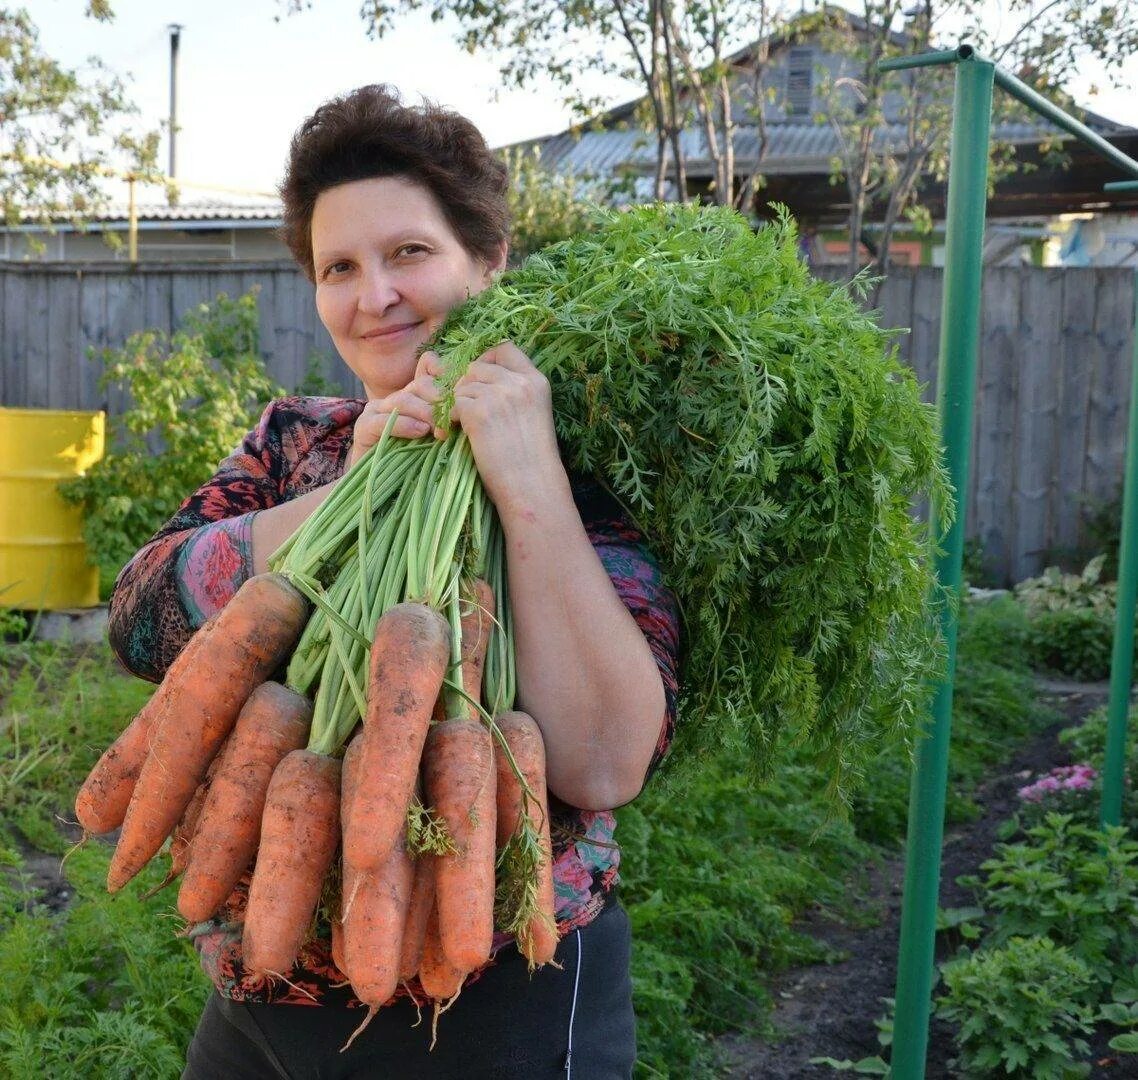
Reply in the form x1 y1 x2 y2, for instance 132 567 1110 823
0 407 105 610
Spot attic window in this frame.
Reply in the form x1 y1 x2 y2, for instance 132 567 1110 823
786 46 814 116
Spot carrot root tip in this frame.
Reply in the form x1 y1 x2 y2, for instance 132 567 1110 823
340 1005 379 1053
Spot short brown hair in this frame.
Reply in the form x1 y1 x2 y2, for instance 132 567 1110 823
280 85 509 281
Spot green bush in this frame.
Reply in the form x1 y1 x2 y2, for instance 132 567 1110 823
938 936 1096 1079
502 146 612 262
1015 556 1137 679
59 290 281 597
1026 608 1117 680
969 814 1138 982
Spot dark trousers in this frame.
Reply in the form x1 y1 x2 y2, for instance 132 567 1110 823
182 895 635 1079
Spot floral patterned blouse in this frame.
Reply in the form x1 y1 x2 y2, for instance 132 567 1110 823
108 396 680 1006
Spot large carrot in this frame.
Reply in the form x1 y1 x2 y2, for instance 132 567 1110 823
242 748 342 977
176 682 312 923
423 717 496 973
106 573 308 893
341 603 450 876
75 618 219 835
417 901 465 1002
494 711 558 967
342 836 415 1011
421 580 496 971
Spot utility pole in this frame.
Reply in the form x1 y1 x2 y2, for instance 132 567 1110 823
168 24 183 179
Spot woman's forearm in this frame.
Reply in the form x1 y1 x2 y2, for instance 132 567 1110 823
499 469 666 811
249 481 339 574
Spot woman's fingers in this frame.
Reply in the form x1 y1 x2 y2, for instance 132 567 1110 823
349 378 445 465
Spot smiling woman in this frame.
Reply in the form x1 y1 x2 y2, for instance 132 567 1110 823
103 84 679 1079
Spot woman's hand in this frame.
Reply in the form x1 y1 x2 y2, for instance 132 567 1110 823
347 352 446 469
447 341 563 514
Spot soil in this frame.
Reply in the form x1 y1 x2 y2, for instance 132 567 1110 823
718 677 1135 1080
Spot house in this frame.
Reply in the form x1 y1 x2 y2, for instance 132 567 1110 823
1 195 290 263
511 9 1138 267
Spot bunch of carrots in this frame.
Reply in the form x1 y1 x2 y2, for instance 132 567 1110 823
75 543 556 1031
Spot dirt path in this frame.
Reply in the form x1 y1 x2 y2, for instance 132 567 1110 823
717 679 1126 1079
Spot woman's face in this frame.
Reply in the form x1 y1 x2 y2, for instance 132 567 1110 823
311 176 505 399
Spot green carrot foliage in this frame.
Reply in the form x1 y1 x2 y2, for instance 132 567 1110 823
430 202 950 794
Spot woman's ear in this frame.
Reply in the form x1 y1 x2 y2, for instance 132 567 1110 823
486 238 509 278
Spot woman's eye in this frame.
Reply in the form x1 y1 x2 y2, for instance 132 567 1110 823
322 260 351 279
396 244 429 258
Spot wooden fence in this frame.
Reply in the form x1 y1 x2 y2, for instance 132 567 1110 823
2 260 1135 585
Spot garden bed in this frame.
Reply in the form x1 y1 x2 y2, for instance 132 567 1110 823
719 677 1130 1079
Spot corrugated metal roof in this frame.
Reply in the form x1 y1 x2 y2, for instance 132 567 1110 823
91 199 282 224
9 198 283 231
534 116 1130 179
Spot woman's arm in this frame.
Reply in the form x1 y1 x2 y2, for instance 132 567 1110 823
447 344 677 810
108 398 361 681
502 470 670 810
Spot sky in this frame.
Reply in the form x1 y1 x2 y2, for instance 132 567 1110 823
29 0 1138 204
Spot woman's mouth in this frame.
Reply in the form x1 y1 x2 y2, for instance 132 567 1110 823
361 321 423 342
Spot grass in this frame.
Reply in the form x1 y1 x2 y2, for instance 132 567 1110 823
0 593 1056 1078
0 642 206 1079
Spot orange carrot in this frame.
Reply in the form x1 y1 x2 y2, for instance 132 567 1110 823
417 900 465 1002
342 603 450 875
494 711 558 967
139 770 212 902
399 853 436 983
75 618 220 835
423 717 496 973
342 834 415 1010
176 682 312 923
107 573 308 893
242 748 342 977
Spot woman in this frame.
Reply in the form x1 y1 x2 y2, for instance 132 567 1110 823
109 85 679 1079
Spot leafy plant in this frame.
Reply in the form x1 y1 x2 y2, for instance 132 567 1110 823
1059 703 1138 778
1016 556 1117 616
502 146 612 262
966 814 1138 983
1025 608 1119 680
1015 557 1136 679
59 290 281 597
937 936 1096 1079
850 595 1048 846
620 755 865 1076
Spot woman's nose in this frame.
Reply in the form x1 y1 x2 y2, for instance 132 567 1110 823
357 264 400 314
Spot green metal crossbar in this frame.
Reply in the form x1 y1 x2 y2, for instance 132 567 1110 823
874 43 1138 1079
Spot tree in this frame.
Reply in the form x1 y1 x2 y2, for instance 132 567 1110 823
297 0 794 210
0 5 159 237
815 0 1138 276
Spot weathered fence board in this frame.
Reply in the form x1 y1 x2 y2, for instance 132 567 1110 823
1 260 1134 585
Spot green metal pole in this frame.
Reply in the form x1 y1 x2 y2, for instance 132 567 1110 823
991 69 1138 181
1100 276 1138 828
878 48 964 72
891 51 995 1080
1105 181 1138 192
